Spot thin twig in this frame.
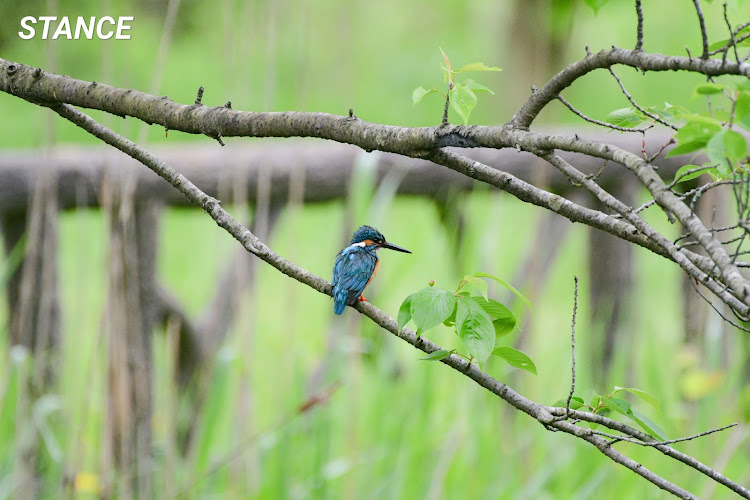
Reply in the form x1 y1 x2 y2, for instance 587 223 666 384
608 68 679 131
565 276 578 415
692 0 710 59
592 423 737 447
635 0 644 51
557 94 651 132
723 3 741 64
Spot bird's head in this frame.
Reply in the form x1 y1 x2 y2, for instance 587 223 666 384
350 225 411 253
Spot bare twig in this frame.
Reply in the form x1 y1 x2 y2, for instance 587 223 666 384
592 423 737 447
608 68 679 131
723 3 740 64
635 0 644 51
692 0 710 59
565 276 578 414
556 94 651 132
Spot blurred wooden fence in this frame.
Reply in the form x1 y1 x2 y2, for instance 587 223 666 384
0 131 726 497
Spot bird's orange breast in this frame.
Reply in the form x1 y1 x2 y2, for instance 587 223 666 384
366 259 380 287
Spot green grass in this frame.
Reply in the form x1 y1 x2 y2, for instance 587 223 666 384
1 189 748 498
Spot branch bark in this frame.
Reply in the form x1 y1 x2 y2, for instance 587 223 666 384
3 55 747 319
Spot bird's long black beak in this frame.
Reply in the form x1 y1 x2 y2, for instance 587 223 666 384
380 241 411 253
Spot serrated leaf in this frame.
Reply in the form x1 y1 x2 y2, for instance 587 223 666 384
412 87 439 106
471 297 513 318
470 297 517 337
584 0 609 13
613 387 660 411
421 349 453 361
460 275 488 298
449 83 478 125
398 293 415 332
672 164 710 183
473 272 532 311
492 346 537 375
456 297 495 368
607 108 643 127
628 408 667 440
694 83 725 95
607 397 631 415
411 287 457 335
456 62 502 73
464 79 494 94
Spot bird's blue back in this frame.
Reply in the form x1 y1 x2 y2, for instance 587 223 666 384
332 244 378 315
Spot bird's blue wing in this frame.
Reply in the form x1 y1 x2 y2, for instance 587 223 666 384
332 246 377 314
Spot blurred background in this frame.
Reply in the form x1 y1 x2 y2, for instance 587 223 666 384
1 0 749 498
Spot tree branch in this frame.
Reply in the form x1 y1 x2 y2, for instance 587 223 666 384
33 99 746 499
3 54 749 316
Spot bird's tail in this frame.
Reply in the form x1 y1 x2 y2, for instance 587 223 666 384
333 286 348 315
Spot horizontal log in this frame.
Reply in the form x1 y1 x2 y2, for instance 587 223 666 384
0 129 691 214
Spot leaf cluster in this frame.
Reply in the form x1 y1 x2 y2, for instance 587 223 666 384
398 272 535 373
412 49 501 125
554 387 666 440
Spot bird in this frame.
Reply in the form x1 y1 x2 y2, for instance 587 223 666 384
332 225 411 315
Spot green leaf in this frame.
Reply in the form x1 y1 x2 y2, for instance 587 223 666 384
449 83 478 125
706 130 732 175
606 397 631 415
708 27 750 51
552 396 584 410
473 272 532 311
667 119 722 157
667 141 707 157
470 297 517 337
672 164 711 183
613 386 660 411
456 62 502 73
607 108 643 127
629 408 667 440
584 0 609 13
492 318 515 338
421 349 453 361
736 92 750 132
724 129 748 161
412 87 439 106
456 297 495 368
694 83 725 95
460 275 488 298
442 306 457 327
440 47 452 73
410 287 457 335
464 79 494 94
398 293 414 332
589 390 602 409
492 347 537 375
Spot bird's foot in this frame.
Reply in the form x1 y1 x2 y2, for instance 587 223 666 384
357 295 368 303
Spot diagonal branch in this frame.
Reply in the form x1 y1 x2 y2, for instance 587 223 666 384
37 99 748 500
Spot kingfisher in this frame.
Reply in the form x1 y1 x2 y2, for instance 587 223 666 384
332 225 411 315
